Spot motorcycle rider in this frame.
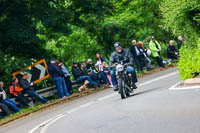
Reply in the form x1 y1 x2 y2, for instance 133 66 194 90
109 42 138 91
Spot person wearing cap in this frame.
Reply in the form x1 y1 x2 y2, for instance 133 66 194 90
20 73 48 104
47 58 70 98
86 59 99 83
129 40 143 72
72 62 98 88
149 36 165 68
137 41 152 71
109 42 138 91
167 40 179 60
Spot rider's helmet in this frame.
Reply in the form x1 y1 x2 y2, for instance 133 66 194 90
114 42 121 48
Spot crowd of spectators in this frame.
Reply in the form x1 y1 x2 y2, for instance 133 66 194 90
0 36 183 119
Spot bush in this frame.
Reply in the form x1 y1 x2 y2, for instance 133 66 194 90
178 40 200 80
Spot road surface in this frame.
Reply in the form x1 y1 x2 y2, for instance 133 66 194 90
1 67 200 133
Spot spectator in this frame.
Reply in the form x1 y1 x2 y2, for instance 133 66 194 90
57 60 73 94
102 62 113 87
177 36 184 50
137 42 152 71
0 81 20 112
86 59 99 83
80 61 88 75
47 58 70 98
130 40 143 72
0 103 11 118
9 78 33 107
95 52 110 86
72 62 98 88
149 36 165 68
167 40 179 60
20 73 48 104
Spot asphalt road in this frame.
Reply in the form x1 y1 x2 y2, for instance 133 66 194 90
1 67 200 133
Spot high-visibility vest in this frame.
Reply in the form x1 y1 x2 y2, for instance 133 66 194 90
9 83 23 96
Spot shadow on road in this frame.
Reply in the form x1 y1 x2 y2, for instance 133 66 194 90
130 87 160 97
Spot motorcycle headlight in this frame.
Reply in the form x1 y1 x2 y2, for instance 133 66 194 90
116 64 124 72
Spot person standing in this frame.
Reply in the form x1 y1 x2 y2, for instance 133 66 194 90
20 73 48 104
47 58 70 98
57 60 73 94
130 40 143 72
149 36 165 68
0 81 20 112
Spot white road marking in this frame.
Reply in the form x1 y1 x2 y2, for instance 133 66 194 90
28 71 179 133
169 81 200 90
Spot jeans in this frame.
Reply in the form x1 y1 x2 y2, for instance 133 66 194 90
77 76 97 86
1 98 20 112
89 73 99 83
111 66 138 86
26 89 48 104
100 71 109 84
145 57 151 69
64 76 73 94
53 77 70 98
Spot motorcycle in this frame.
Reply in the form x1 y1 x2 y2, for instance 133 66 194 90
115 62 135 99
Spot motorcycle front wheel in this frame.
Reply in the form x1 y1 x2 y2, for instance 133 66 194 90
118 78 126 99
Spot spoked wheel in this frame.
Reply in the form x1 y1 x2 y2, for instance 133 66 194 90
118 78 126 99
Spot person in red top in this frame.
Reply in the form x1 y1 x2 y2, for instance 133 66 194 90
9 78 33 107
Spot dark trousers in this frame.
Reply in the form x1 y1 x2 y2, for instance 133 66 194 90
134 57 143 71
0 103 11 118
15 94 30 107
155 56 165 67
64 76 73 94
168 54 178 60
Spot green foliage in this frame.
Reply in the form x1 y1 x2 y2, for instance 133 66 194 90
0 0 177 87
178 40 200 80
160 0 200 79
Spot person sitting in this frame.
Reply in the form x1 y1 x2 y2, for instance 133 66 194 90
57 60 73 94
137 42 152 71
47 58 70 98
0 81 20 112
177 36 184 50
95 52 110 87
149 36 165 68
9 78 33 107
86 59 99 83
19 73 48 104
72 62 98 88
167 40 179 60
80 61 88 75
0 103 11 119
